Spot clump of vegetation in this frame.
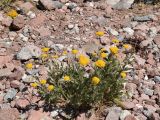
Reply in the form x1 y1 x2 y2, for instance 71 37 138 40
29 32 133 115
0 0 13 9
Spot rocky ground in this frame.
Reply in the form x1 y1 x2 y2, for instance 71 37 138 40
0 0 160 120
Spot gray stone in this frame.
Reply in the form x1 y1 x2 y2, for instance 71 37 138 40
106 0 120 6
12 15 25 30
17 45 41 60
120 110 131 120
26 69 39 75
144 88 154 96
22 74 36 83
154 76 160 83
39 0 63 10
109 28 119 36
4 88 17 101
133 15 155 22
123 27 134 36
51 110 59 118
113 0 134 10
67 3 77 10
105 107 122 120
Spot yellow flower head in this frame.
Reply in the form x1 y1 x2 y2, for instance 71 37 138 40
40 79 47 85
7 9 18 18
109 46 119 54
42 47 50 52
72 49 78 54
31 82 38 88
63 50 67 55
123 44 132 50
64 75 70 81
52 55 58 59
96 31 104 37
79 55 90 66
47 85 54 91
26 63 33 69
92 77 100 85
120 71 127 78
41 54 48 58
100 52 107 58
95 60 106 68
112 39 119 43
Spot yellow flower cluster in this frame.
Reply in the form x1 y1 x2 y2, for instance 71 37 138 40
42 47 50 52
112 39 119 43
95 60 106 68
41 54 48 59
64 75 70 81
120 71 127 78
79 55 90 66
40 79 47 85
110 46 119 54
100 52 107 58
7 9 18 18
72 49 78 54
47 85 54 91
26 63 33 69
31 83 38 88
92 77 100 85
123 44 132 50
96 31 104 37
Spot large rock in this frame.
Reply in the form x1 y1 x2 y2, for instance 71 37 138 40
17 45 41 60
0 108 19 120
3 88 17 101
11 15 25 30
105 107 122 120
107 0 134 9
39 0 63 10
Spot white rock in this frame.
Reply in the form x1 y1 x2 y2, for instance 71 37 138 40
123 27 134 36
120 110 131 120
51 110 59 118
109 28 119 36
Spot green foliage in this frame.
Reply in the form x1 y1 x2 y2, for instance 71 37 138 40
0 0 13 9
35 46 133 110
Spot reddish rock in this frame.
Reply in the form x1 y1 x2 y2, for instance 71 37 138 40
125 115 136 120
0 55 13 68
37 26 51 37
147 53 155 65
28 109 49 120
134 55 146 66
19 2 34 11
122 101 135 109
0 108 19 120
10 80 20 88
2 17 13 27
154 35 160 46
16 99 30 108
152 113 160 120
29 13 47 28
12 15 25 30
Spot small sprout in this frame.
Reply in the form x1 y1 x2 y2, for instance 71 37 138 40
72 49 78 54
79 55 90 66
40 79 47 85
92 77 100 85
100 52 107 58
7 9 18 18
96 31 104 37
47 85 54 91
95 60 106 68
26 63 33 69
109 46 119 54
120 71 127 78
31 83 38 88
42 47 50 52
64 75 70 81
112 39 119 43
